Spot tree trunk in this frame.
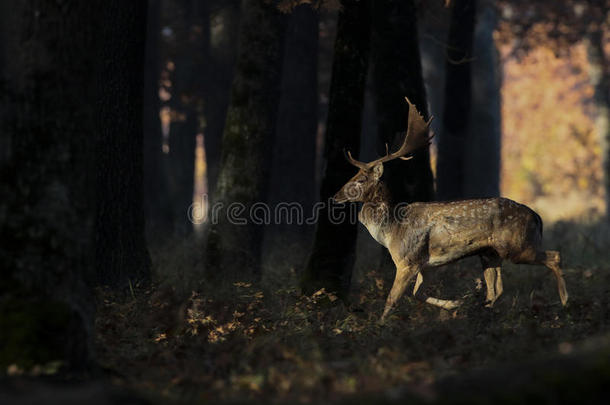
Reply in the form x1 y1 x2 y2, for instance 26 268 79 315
205 0 241 200
0 0 94 371
587 28 610 219
144 0 174 236
264 4 319 264
301 0 372 297
95 0 151 287
204 0 287 281
0 0 150 372
372 0 434 204
436 0 477 201
371 0 434 272
464 0 501 198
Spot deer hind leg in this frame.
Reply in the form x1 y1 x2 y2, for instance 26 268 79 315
480 253 503 307
536 250 569 306
381 265 419 322
412 272 462 310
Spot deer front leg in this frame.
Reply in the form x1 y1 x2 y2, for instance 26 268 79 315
381 265 419 322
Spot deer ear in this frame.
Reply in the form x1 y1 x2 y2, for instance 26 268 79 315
372 163 384 180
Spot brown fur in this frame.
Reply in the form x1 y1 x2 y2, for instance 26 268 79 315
335 98 568 321
335 163 568 322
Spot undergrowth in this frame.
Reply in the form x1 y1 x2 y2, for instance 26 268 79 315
95 223 610 403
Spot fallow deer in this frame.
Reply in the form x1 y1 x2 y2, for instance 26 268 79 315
334 97 568 322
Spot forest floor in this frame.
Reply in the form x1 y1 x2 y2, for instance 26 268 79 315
95 219 610 404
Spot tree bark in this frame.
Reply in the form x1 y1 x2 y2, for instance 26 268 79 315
372 0 434 205
144 0 174 235
436 0 477 201
205 0 241 200
95 0 151 287
464 0 501 198
265 4 319 255
204 0 287 281
587 28 610 219
0 0 150 372
301 0 372 297
371 0 434 272
0 1 94 371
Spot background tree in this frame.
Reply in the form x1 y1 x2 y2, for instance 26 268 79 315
265 3 319 265
464 0 502 198
301 0 372 297
96 0 151 287
372 0 433 205
371 0 434 271
144 0 174 235
204 0 287 281
204 0 242 200
586 14 610 219
0 0 94 372
436 0 477 200
0 0 150 370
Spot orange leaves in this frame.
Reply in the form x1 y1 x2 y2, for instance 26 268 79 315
500 42 604 220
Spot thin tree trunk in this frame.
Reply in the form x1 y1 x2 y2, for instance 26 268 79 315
96 0 151 288
265 4 319 259
436 0 477 201
204 0 287 281
205 1 241 200
464 0 501 198
587 28 610 219
144 0 174 235
301 0 372 297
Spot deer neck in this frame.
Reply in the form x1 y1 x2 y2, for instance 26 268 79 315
359 182 395 247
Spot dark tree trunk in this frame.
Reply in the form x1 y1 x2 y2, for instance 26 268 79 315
301 0 372 297
464 0 501 198
587 28 610 219
436 0 477 201
144 0 174 235
371 0 434 272
265 4 319 260
0 0 150 371
96 0 151 288
205 1 241 200
204 0 287 281
372 0 434 204
0 1 95 371
418 0 450 177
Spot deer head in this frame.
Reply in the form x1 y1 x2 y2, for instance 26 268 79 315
333 97 433 204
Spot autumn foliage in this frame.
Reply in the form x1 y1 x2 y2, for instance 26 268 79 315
500 42 604 221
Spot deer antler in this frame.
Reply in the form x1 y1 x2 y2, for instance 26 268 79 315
345 97 433 169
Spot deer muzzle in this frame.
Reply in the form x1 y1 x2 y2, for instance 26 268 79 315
333 189 348 203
